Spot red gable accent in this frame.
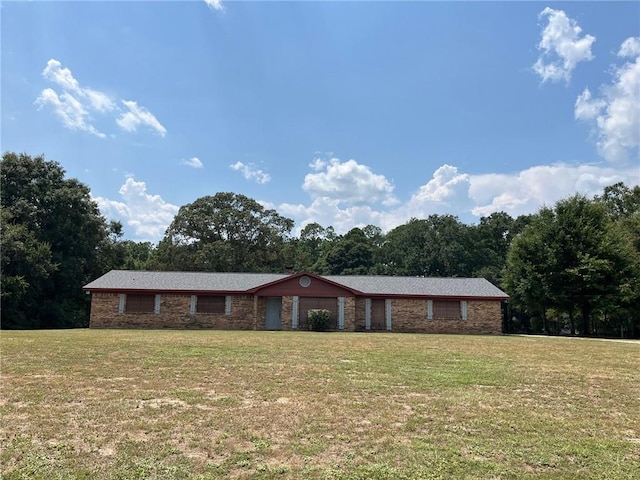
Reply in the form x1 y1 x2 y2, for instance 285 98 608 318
251 272 360 297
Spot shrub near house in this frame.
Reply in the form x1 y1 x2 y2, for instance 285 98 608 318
307 309 332 331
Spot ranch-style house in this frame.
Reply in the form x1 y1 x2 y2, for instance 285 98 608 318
84 270 508 334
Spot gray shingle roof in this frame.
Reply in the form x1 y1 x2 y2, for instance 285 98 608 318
85 270 508 299
324 275 508 298
84 270 288 293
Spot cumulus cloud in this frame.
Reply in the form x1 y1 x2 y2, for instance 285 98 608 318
574 88 607 120
181 157 204 169
279 197 388 236
574 37 640 163
36 58 165 138
204 0 224 11
116 100 167 137
468 163 628 217
35 88 106 138
302 158 398 206
533 7 596 83
277 159 638 235
94 176 179 241
410 165 471 203
619 37 640 58
42 59 115 112
230 161 271 184
309 157 327 172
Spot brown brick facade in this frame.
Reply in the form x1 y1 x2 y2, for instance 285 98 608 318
89 293 257 330
90 293 502 334
390 298 502 334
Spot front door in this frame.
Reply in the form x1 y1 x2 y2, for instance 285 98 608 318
370 298 386 330
265 297 282 330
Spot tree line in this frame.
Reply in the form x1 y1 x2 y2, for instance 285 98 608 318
2 152 639 337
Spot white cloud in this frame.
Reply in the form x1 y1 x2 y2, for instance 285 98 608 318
117 100 167 137
279 197 388 236
308 157 328 172
42 59 80 91
410 164 470 203
204 0 224 11
468 163 629 217
277 159 639 235
574 37 640 163
94 176 179 241
302 158 398 206
533 7 596 83
230 161 271 184
619 37 640 58
574 88 607 120
181 157 204 169
36 58 165 138
35 88 106 138
41 59 115 113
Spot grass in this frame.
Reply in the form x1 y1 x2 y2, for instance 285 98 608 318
1 330 639 479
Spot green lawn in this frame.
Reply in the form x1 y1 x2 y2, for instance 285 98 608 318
1 330 638 479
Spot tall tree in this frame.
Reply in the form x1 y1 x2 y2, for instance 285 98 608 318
322 228 376 275
469 212 518 286
1 152 109 328
596 182 640 219
293 222 336 272
503 208 557 334
382 215 472 277
150 192 294 272
595 183 640 337
504 192 631 336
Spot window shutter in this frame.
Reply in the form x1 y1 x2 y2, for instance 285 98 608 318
190 295 196 315
154 295 161 314
427 300 433 320
118 294 126 314
461 300 468 321
385 299 392 331
292 296 299 329
338 297 345 330
225 296 232 315
365 298 371 330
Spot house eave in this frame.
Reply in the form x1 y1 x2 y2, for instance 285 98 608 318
84 288 248 296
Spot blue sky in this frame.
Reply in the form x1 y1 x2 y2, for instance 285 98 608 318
3 1 639 242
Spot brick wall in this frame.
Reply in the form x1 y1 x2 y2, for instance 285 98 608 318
354 298 367 331
343 297 356 331
390 298 502 334
89 293 256 330
281 296 293 331
90 293 502 334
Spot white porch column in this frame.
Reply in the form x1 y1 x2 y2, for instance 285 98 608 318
365 298 371 330
385 299 392 331
292 296 299 329
338 297 345 330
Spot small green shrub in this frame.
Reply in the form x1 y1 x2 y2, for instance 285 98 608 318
307 309 331 332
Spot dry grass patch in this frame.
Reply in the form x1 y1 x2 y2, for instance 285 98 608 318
1 330 639 479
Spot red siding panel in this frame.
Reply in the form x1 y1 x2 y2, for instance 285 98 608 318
255 275 354 297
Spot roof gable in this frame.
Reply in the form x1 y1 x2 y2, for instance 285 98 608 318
251 272 361 297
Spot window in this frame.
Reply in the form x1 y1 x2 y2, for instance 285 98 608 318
125 294 155 313
434 300 460 319
427 300 468 320
197 295 226 314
